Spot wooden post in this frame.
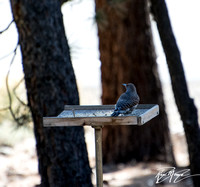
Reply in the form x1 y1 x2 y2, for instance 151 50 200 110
93 126 103 187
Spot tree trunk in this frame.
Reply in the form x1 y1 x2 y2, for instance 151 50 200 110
10 0 92 186
96 0 175 164
150 0 200 186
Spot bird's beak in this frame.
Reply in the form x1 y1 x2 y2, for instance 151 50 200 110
122 83 126 87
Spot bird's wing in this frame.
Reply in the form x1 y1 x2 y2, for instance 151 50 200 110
115 92 139 111
115 93 133 110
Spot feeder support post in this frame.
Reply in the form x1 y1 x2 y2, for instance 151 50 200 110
93 126 103 187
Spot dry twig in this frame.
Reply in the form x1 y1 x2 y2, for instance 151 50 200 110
0 20 14 34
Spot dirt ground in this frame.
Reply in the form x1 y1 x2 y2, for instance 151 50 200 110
0 131 193 187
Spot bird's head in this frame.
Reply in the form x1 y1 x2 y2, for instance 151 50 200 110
122 83 136 92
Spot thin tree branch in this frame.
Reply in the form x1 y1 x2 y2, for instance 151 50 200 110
5 43 24 126
0 48 17 61
0 20 18 61
0 106 10 111
0 20 14 34
13 77 28 106
6 46 17 117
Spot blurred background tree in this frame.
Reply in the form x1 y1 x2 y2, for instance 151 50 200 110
95 0 175 165
150 0 200 186
9 0 92 186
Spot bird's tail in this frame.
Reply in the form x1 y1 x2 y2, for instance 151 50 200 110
111 111 119 117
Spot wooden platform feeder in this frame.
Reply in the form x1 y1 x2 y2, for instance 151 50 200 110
43 104 159 187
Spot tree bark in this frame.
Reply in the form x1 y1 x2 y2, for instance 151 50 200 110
96 0 175 164
150 0 200 186
10 0 92 186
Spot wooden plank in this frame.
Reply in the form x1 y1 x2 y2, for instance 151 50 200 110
64 104 156 110
43 117 84 127
137 105 159 125
64 105 115 110
43 115 139 127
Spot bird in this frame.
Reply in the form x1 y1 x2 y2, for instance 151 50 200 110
111 83 140 117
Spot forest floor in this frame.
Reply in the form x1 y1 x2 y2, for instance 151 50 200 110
0 81 200 187
0 131 193 187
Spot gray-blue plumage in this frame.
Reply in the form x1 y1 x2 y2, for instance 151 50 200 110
111 83 140 117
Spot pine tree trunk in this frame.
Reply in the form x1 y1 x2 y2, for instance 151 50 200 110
10 0 92 186
96 0 175 164
150 0 200 186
